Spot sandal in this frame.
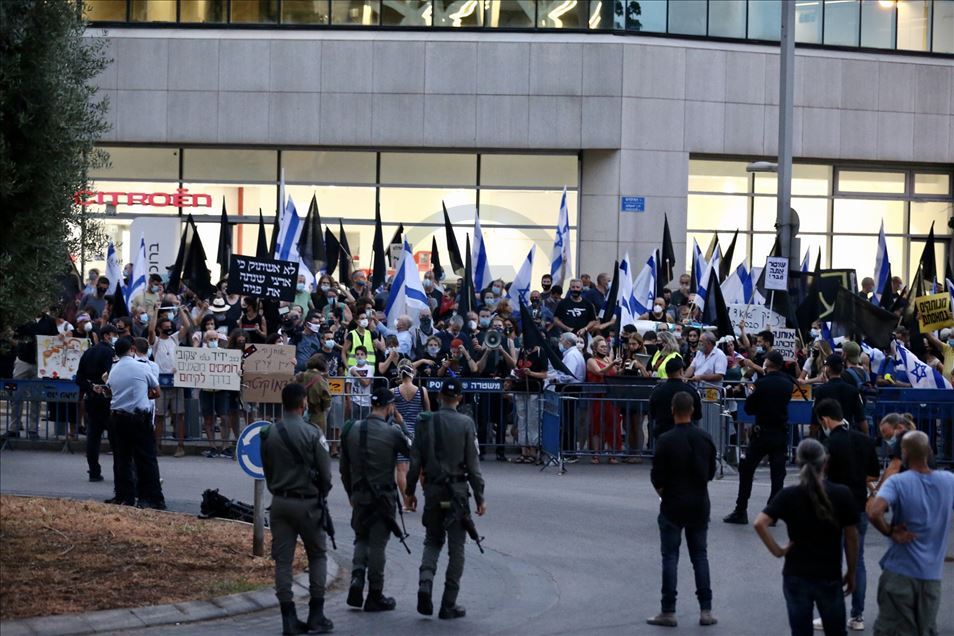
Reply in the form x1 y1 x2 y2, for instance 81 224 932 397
590 457 600 465
608 458 619 465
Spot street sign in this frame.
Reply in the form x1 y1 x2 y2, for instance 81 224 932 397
236 420 269 480
620 196 645 212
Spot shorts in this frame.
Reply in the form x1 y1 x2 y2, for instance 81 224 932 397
155 387 184 416
199 391 236 417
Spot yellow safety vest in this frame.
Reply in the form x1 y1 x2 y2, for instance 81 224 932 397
347 328 376 367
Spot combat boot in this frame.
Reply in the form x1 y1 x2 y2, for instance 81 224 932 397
279 601 307 635
306 598 334 633
417 580 433 616
363 590 396 612
438 604 466 619
346 569 365 608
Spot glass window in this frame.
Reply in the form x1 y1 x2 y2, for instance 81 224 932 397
484 0 535 28
537 0 588 28
933 0 954 53
897 0 931 50
910 201 953 234
915 173 952 196
180 183 277 218
795 0 823 43
837 170 906 194
283 151 376 184
797 235 829 270
708 0 746 38
480 188 579 226
754 164 832 196
588 0 614 29
668 0 706 35
753 197 828 233
833 199 905 233
751 233 780 269
686 231 746 271
688 160 749 194
379 188 477 226
832 235 906 272
129 0 176 22
480 154 578 188
824 0 860 46
181 0 227 22
381 0 430 26
91 147 180 180
230 0 278 22
84 180 184 215
183 149 276 182
432 0 483 26
283 185 375 222
861 0 896 48
83 0 126 21
331 0 379 24
749 0 781 40
380 153 477 186
687 195 749 231
621 0 666 31
908 241 947 282
281 0 330 23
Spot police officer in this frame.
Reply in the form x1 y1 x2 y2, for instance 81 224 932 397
260 383 334 635
105 337 164 509
339 388 411 612
406 378 487 620
76 325 118 487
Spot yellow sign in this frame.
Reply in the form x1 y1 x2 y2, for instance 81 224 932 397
914 293 954 332
791 384 812 401
327 378 346 396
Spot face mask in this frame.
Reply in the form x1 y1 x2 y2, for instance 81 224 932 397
296 283 306 292
166 311 176 320
756 346 765 354
356 358 366 367
948 339 954 348
149 285 159 293
531 298 540 307
356 279 366 287
83 322 93 333
467 320 477 331
570 290 581 298
653 305 663 314
327 297 337 305
323 338 334 349
320 284 330 293
810 329 820 338
423 279 433 289
97 287 107 296
582 285 591 291
207 340 218 349
479 317 490 328
484 297 495 306
427 345 440 356
492 286 502 296
558 342 567 353
162 327 174 336
139 313 149 324
542 283 551 292
358 318 369 329
645 344 658 356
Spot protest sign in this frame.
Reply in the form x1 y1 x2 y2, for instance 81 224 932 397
36 336 90 380
772 328 798 362
227 255 297 302
173 347 242 390
241 344 295 403
914 293 954 332
764 257 789 291
727 304 786 334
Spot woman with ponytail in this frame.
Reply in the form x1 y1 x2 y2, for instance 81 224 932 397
753 439 860 636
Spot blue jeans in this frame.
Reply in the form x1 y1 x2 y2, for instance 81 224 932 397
782 575 846 636
658 513 712 613
849 512 868 619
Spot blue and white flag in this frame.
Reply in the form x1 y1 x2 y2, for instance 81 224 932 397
105 241 123 292
895 344 952 389
276 195 303 262
947 278 954 313
873 221 891 304
384 240 430 328
721 261 753 305
800 250 810 273
550 186 571 287
617 252 636 328
125 235 147 310
693 249 721 312
472 211 492 292
508 245 535 312
692 239 704 289
631 252 657 317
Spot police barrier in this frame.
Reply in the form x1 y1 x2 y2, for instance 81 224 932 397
418 377 519 459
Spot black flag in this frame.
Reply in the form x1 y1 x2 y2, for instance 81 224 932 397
182 215 213 299
519 300 571 375
298 194 327 276
720 229 738 282
700 268 733 338
371 203 387 290
216 198 231 279
255 209 269 259
916 221 937 296
387 223 405 267
600 261 620 323
658 213 676 296
108 278 129 319
430 235 444 281
457 234 477 315
830 288 899 350
443 202 465 276
877 262 895 311
704 233 720 263
338 220 353 283
814 248 822 274
268 206 280 259
167 218 193 292
324 226 340 278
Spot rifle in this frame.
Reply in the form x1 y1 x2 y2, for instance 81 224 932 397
367 482 411 554
318 496 337 550
444 491 484 554
274 422 336 549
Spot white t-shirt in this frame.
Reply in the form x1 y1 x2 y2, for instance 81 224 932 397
153 336 178 374
348 364 373 406
690 347 728 384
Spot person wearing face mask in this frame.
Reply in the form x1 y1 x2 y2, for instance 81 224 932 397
197 329 230 458
347 346 375 423
76 325 119 487
553 279 598 338
377 335 409 387
423 270 443 306
131 274 163 315
79 275 111 319
671 274 692 308
548 332 586 463
344 307 379 371
295 353 333 437
240 297 268 344
645 297 673 324
295 316 324 374
418 336 445 379
148 311 188 457
583 273 611 312
680 327 701 360
320 289 351 325
349 270 372 302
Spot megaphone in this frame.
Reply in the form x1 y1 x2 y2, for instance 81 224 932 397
484 329 503 350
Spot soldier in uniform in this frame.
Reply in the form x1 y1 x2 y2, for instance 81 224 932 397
406 377 487 620
261 383 334 635
339 388 411 612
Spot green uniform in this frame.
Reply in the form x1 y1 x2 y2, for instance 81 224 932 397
261 413 333 604
295 369 332 433
407 404 485 608
340 414 411 594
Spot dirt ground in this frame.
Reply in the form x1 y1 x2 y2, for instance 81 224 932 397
0 496 302 620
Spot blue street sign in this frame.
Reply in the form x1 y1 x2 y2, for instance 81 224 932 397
236 420 270 480
621 196 645 212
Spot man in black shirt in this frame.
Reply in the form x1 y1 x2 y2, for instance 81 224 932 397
76 325 118 487
648 391 717 628
724 351 793 524
552 279 598 337
815 399 880 630
648 358 702 439
812 355 867 433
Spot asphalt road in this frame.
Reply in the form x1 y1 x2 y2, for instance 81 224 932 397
2 449 952 636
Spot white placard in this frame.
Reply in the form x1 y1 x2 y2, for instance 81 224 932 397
727 304 786 334
764 256 789 291
772 328 798 362
130 216 181 278
173 347 242 390
36 336 91 380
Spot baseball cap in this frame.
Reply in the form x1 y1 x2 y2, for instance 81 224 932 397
765 350 785 368
370 388 395 407
440 377 463 397
841 341 861 364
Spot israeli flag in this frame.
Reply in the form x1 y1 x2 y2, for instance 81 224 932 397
801 250 810 273
873 221 891 304
124 235 147 310
276 195 302 263
895 344 952 389
618 252 636 328
947 278 954 313
550 186 571 287
692 239 704 289
508 245 535 312
721 262 753 305
385 240 430 328
105 241 123 292
472 211 492 292
632 252 657 317
693 249 721 312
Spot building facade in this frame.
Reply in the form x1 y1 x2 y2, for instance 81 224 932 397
83 0 953 286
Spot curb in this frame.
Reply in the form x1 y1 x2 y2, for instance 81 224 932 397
0 550 341 636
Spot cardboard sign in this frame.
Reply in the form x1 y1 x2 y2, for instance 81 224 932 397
173 347 242 390
772 328 798 362
327 378 346 395
914 293 954 332
727 304 786 334
791 384 812 401
227 255 297 301
764 257 789 291
36 336 90 380
241 344 295 403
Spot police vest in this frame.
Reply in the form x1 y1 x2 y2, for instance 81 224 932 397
347 328 376 367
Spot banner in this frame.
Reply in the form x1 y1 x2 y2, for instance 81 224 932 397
130 216 180 277
241 344 295 403
914 293 954 332
227 255 297 301
36 336 90 380
727 304 786 334
772 328 798 362
173 347 242 390
764 256 789 291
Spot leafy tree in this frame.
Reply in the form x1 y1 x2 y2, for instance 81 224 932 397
0 0 110 332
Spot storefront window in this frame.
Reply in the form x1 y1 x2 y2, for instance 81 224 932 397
687 195 749 231
281 0 331 23
934 0 954 53
685 231 750 273
230 0 278 23
897 0 931 50
754 164 831 196
481 154 578 188
183 149 276 182
331 0 380 25
83 0 126 21
688 160 749 194
381 0 430 26
180 0 226 23
861 0 896 48
92 147 180 180
753 197 829 233
832 235 907 272
824 0 860 46
283 185 375 222
668 0 706 35
282 151 376 184
129 0 176 22
837 170 906 194
708 0 746 38
833 199 905 234
484 0 535 28
910 201 953 234
748 0 781 40
915 173 951 196
795 0 823 44
380 153 476 186
588 0 615 29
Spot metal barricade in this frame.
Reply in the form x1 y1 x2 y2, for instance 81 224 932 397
0 379 81 448
871 388 954 466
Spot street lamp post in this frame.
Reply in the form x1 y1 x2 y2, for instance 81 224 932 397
777 0 796 268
